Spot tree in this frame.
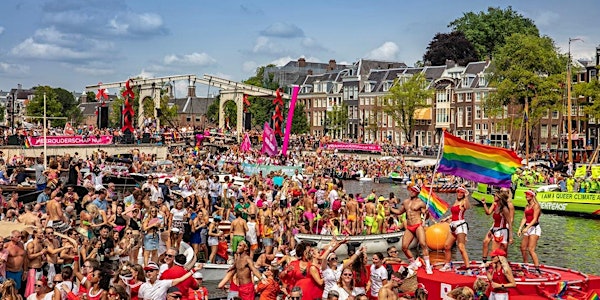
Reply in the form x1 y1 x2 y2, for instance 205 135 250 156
448 6 539 59
206 96 219 124
487 33 566 129
575 79 600 121
383 73 434 143
86 91 97 102
26 86 64 127
54 87 83 125
244 64 280 128
110 87 140 128
223 100 237 128
423 31 479 66
291 103 310 134
327 103 349 138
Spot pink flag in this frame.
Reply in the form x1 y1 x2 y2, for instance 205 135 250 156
240 133 252 152
261 122 278 156
282 85 300 156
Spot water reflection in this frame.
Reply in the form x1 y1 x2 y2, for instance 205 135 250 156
343 180 600 275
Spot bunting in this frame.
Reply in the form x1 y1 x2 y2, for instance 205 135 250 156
272 88 284 136
121 79 135 133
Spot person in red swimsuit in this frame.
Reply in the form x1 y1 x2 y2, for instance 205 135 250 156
285 242 324 300
397 185 433 274
517 189 542 273
440 186 471 271
480 190 511 265
484 248 516 300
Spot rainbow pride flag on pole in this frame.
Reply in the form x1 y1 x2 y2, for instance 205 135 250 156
418 186 449 220
438 131 522 188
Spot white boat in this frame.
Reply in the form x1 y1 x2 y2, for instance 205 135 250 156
201 263 233 281
295 231 415 256
358 177 374 182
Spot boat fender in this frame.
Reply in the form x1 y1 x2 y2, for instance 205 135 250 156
386 237 400 244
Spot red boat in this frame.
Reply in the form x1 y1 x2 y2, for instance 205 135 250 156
390 262 600 300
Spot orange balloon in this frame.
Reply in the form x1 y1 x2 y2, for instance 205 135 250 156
425 222 450 250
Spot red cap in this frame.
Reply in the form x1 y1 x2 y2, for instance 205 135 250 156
490 248 507 257
407 185 420 193
525 190 536 198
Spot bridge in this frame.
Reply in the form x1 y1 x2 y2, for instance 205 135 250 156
85 74 289 136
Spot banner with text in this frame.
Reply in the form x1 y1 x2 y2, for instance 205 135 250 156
216 160 302 177
26 135 114 147
323 142 382 152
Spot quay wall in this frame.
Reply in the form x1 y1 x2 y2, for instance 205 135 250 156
0 144 170 160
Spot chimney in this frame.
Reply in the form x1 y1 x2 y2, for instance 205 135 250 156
328 59 337 71
596 45 600 66
81 92 87 103
298 58 307 68
446 59 455 67
307 69 313 75
188 85 196 98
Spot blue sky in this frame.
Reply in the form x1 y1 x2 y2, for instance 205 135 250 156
0 0 598 96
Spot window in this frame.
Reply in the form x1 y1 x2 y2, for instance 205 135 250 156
475 92 481 102
457 107 464 127
195 117 201 122
541 124 548 137
466 93 472 102
475 123 481 130
457 93 464 103
466 107 472 126
475 105 481 119
552 110 559 119
551 125 558 137
186 117 191 122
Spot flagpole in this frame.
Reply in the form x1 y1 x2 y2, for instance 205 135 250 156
425 130 446 216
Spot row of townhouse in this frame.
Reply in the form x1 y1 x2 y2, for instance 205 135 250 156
287 53 599 150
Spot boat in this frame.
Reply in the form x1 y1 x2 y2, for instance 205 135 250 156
405 260 600 300
201 263 232 281
295 231 415 256
471 183 600 217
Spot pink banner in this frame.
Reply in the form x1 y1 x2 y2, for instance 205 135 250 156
240 133 251 153
282 85 300 156
26 135 114 147
324 142 382 152
261 122 278 156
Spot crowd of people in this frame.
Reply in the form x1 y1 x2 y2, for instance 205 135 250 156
0 130 550 300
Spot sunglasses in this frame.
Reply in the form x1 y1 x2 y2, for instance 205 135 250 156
290 297 301 300
342 273 353 277
165 254 174 257
329 257 338 261
145 270 157 273
169 295 182 299
126 232 132 235
35 284 44 288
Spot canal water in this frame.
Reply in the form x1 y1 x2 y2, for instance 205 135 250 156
343 180 600 275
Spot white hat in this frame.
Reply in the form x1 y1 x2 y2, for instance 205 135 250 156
193 271 203 279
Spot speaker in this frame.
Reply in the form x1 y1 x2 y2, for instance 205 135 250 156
7 135 21 145
142 133 151 143
244 112 252 131
121 133 134 144
97 106 109 129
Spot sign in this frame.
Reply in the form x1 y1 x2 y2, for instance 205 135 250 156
26 135 113 147
574 166 587 178
592 166 600 178
324 142 382 152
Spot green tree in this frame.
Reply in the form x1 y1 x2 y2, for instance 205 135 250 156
486 33 566 132
86 91 97 102
244 64 280 128
110 87 140 128
383 73 434 143
0 104 5 122
326 103 349 138
575 79 600 120
206 96 219 124
223 100 237 128
449 6 539 59
26 86 64 127
423 31 479 66
291 103 310 134
54 87 83 125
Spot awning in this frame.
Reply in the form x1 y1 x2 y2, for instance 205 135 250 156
414 108 431 120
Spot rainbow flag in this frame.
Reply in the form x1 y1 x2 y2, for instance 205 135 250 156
24 138 31 149
556 281 568 297
418 186 449 220
588 291 599 300
438 131 522 188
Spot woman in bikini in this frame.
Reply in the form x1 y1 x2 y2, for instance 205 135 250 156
517 189 542 273
440 186 471 271
481 190 511 265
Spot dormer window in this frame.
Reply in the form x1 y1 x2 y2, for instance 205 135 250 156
383 80 394 92
462 75 475 87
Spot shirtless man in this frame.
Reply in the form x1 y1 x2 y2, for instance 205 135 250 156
26 229 47 281
397 185 433 274
346 195 359 235
43 227 71 274
378 271 406 300
47 193 70 233
233 241 265 300
364 197 376 234
6 230 26 289
230 211 248 254
18 204 42 227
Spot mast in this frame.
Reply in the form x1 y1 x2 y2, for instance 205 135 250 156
567 38 583 164
525 96 529 166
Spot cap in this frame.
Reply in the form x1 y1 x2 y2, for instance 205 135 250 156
143 261 159 271
166 286 182 296
456 187 469 195
193 271 203 279
490 248 507 257
525 189 536 198
408 185 421 194
378 196 386 202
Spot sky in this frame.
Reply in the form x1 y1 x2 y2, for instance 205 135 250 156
0 0 598 97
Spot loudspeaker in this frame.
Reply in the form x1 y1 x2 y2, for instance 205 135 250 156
244 112 252 130
98 106 109 129
121 133 134 144
7 135 21 145
142 133 151 143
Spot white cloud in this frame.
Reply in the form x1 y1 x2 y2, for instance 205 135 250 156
73 66 115 76
134 69 155 79
163 52 217 66
301 37 328 51
253 36 284 55
108 13 166 36
0 61 30 74
0 27 5 35
173 80 188 98
11 38 95 60
365 42 400 60
270 56 294 67
260 22 304 38
242 61 258 73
